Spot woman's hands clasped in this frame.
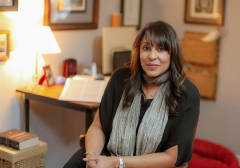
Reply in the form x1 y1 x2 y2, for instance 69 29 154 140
86 160 98 168
83 155 119 168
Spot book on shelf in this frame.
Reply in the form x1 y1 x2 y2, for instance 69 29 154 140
0 129 39 150
59 75 110 103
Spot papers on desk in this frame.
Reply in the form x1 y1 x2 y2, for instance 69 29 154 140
59 75 109 103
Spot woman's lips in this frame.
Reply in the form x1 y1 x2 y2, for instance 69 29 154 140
147 63 159 69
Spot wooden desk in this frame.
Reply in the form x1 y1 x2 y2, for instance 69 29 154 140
16 85 100 132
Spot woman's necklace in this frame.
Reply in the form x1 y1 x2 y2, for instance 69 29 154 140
144 86 155 98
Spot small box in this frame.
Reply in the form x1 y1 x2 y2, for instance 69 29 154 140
181 31 220 66
0 141 47 168
111 49 131 73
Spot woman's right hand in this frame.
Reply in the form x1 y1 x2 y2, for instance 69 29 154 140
85 155 98 168
86 160 98 168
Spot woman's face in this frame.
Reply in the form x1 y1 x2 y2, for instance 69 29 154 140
140 36 171 77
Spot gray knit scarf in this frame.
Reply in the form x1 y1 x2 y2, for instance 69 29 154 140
107 71 170 156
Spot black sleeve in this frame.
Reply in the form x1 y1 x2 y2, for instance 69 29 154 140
163 80 200 167
99 72 116 139
99 68 130 143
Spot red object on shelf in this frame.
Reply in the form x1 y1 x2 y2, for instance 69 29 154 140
63 59 77 78
189 139 239 168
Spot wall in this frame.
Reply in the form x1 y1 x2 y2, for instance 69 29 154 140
0 0 239 168
0 0 45 134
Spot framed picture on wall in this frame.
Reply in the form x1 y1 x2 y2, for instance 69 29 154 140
0 0 18 11
0 0 13 6
44 0 99 30
121 0 142 30
0 30 10 61
58 0 86 12
43 65 55 87
184 0 225 26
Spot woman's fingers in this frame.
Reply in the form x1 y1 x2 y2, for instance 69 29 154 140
84 156 114 168
84 156 99 168
83 156 97 162
86 160 98 168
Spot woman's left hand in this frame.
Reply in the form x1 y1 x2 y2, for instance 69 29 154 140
83 155 119 168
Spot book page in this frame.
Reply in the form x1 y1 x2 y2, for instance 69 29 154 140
72 75 95 80
59 77 109 103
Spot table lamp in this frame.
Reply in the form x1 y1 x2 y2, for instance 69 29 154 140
14 26 61 91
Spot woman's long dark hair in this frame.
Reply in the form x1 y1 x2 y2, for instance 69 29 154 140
123 21 187 115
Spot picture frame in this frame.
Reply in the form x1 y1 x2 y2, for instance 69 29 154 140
184 0 225 26
43 65 55 87
121 0 142 30
44 0 99 30
58 0 86 12
0 30 10 61
0 0 18 11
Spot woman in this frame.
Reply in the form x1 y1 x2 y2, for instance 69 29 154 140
64 21 200 168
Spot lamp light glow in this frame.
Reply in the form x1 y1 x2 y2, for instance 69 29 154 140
14 26 61 90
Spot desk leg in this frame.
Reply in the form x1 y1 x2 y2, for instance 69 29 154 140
25 99 30 132
86 109 95 132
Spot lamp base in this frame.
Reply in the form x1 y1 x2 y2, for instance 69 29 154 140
26 84 45 92
26 74 45 92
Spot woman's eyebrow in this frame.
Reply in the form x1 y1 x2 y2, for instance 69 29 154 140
155 43 164 47
141 41 150 44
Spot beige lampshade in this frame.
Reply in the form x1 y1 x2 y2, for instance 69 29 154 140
14 26 61 54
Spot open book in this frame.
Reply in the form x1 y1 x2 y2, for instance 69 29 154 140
59 75 110 103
